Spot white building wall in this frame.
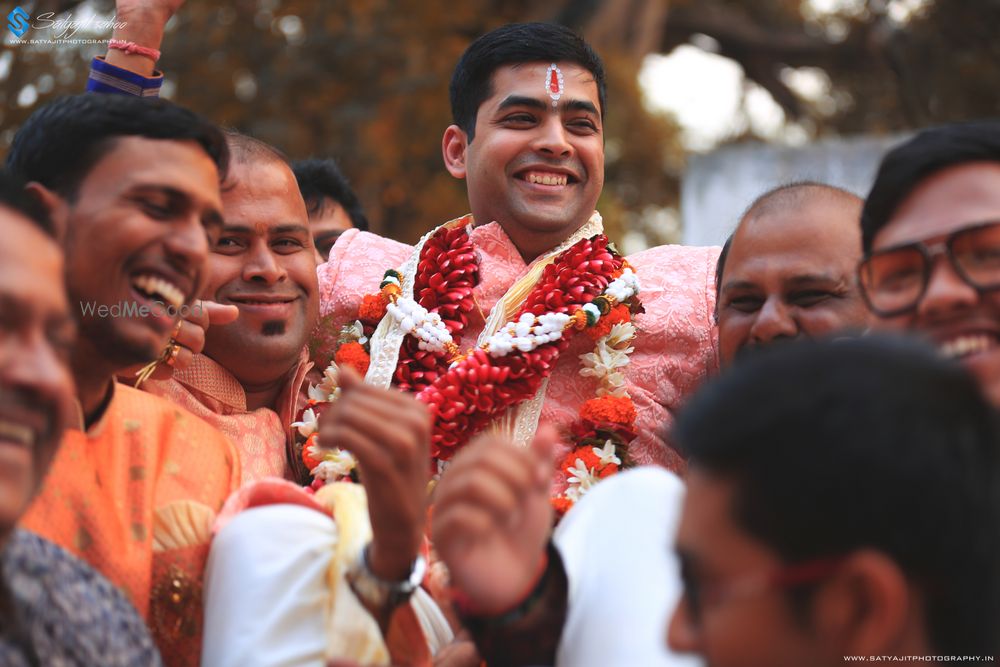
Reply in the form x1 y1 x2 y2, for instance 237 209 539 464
681 135 907 247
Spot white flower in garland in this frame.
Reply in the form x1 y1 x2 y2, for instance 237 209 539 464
580 343 630 383
386 298 454 353
311 448 357 482
486 312 571 357
292 407 319 439
307 364 341 402
580 320 638 397
338 319 369 346
605 322 637 351
593 440 622 467
604 268 640 303
565 457 600 501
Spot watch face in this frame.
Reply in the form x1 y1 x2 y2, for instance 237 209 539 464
348 547 427 610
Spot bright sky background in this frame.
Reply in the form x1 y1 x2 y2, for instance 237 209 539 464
638 0 929 151
639 45 787 151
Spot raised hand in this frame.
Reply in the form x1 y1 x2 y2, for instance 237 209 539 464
107 0 187 75
431 425 558 614
318 367 431 582
115 0 186 26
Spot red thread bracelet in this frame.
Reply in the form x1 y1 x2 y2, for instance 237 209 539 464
108 39 161 63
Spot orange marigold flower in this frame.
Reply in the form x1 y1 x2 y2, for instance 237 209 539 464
551 496 574 517
358 293 389 324
598 462 619 479
335 341 371 376
562 447 601 474
302 434 322 470
579 395 637 426
585 303 631 340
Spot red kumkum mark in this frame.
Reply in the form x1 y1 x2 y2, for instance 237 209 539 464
549 69 560 94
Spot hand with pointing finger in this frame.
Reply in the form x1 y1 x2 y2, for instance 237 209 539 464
124 299 239 382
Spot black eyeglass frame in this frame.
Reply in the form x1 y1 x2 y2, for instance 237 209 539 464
857 221 1000 318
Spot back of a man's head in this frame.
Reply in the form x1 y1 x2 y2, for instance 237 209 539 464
0 168 56 239
6 94 229 199
861 120 1000 251
673 336 1000 654
291 158 369 231
449 22 606 141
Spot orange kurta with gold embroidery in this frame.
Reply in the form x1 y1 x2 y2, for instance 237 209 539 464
142 349 312 484
21 382 241 666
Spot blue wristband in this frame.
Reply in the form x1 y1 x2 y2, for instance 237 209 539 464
87 56 162 97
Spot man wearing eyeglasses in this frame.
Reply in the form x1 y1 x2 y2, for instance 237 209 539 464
857 120 1000 405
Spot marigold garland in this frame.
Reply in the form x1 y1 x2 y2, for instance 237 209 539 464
585 303 630 341
551 301 641 516
291 401 358 491
334 341 371 376
579 395 637 426
358 294 389 324
551 496 574 516
302 433 323 470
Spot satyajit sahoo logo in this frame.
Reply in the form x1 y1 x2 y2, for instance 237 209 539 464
5 7 126 41
7 6 29 37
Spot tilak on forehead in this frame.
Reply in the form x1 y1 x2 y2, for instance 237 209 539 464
545 63 564 108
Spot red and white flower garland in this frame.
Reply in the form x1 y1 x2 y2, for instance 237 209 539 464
293 214 643 510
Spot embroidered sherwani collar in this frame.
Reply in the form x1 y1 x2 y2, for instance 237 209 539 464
466 213 605 274
172 348 313 424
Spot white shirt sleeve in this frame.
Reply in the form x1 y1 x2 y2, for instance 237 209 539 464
201 505 341 667
553 467 703 667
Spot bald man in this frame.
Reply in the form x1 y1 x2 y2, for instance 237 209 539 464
715 182 872 365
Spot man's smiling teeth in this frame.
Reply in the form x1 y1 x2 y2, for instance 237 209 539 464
0 419 35 448
132 274 185 309
525 172 568 186
940 335 997 359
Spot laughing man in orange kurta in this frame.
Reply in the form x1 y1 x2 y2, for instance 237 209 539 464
7 94 241 666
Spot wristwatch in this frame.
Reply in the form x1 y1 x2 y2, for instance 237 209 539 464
346 543 427 611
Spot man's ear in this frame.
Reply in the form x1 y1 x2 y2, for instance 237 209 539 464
25 181 69 242
442 125 469 179
813 550 916 657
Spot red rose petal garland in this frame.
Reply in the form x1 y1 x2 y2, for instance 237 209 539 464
417 235 623 460
393 222 478 393
296 215 645 512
